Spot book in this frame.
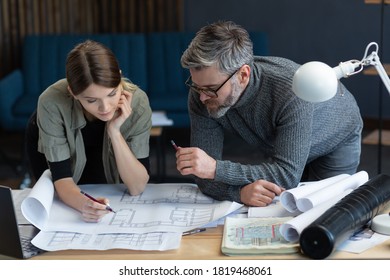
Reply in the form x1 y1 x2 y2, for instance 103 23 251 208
221 216 300 255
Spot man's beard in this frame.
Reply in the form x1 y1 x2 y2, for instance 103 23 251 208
206 80 242 119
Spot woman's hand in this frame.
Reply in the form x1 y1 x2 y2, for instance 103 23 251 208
108 90 133 135
80 196 111 222
54 178 111 223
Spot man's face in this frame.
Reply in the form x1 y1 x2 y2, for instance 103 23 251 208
189 65 244 118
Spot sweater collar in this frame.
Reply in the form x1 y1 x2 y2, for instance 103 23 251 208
231 61 262 109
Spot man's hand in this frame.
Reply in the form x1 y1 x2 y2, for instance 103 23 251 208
175 147 216 179
240 180 285 207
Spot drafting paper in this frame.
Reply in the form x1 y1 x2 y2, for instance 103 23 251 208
22 170 243 234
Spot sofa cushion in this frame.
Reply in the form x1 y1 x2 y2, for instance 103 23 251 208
13 95 39 117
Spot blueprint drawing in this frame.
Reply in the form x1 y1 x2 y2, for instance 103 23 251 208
21 171 242 235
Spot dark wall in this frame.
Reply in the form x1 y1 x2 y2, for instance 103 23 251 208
183 0 390 120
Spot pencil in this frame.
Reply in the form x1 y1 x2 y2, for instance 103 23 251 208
80 190 116 213
182 228 206 236
170 139 179 151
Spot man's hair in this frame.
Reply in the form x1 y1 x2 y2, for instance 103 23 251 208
181 21 254 74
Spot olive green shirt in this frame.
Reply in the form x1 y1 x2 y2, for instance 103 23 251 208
36 79 152 183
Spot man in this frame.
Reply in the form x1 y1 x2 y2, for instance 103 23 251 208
175 21 363 207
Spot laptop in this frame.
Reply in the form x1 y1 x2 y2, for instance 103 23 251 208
0 185 45 259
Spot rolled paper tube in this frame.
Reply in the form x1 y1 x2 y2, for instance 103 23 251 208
299 174 390 259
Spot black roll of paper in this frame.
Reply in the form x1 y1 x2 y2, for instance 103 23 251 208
299 174 390 259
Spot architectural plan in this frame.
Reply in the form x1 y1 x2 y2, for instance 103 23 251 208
21 170 243 235
32 231 182 251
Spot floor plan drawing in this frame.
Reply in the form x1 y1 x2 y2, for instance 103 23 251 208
119 183 216 205
108 204 216 228
21 173 243 235
32 231 182 251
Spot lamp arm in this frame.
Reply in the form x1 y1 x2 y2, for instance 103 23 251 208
366 52 390 96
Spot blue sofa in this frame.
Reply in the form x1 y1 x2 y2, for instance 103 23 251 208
0 32 268 131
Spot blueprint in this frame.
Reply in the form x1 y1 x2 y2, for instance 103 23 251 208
21 170 243 235
32 231 182 251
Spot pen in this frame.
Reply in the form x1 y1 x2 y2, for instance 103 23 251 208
170 139 179 151
182 228 206 236
80 190 116 213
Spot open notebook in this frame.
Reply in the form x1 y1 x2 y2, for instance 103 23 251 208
0 185 44 259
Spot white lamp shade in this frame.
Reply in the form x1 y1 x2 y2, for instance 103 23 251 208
292 61 338 103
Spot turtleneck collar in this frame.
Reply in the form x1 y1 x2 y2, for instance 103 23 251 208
231 61 262 109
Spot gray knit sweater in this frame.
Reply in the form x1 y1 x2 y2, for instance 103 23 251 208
188 56 363 203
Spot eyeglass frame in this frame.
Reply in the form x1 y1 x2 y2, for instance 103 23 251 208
185 69 239 98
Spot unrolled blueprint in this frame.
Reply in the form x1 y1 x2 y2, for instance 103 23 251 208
21 170 243 235
32 231 182 251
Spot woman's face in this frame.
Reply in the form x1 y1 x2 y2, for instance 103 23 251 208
72 83 122 121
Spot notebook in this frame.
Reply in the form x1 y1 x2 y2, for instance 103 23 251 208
221 216 299 256
0 185 44 259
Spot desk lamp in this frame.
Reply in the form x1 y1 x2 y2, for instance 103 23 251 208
291 42 390 236
292 42 390 102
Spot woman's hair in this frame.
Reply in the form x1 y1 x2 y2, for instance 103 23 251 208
181 21 254 74
66 40 124 95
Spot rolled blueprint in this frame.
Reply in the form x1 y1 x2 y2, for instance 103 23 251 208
299 174 390 259
279 189 352 242
280 174 350 212
296 171 368 212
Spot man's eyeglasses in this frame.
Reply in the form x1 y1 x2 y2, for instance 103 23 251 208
185 70 238 98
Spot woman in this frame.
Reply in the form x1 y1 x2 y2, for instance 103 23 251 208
26 40 152 222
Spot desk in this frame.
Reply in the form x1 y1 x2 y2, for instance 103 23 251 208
29 225 390 260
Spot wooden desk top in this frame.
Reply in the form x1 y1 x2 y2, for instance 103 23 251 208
150 126 162 137
30 225 390 260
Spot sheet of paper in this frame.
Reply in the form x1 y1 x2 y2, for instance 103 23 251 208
204 207 249 228
21 169 54 228
337 229 390 254
22 171 243 234
32 231 182 251
248 197 301 218
280 174 350 212
152 111 173 126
